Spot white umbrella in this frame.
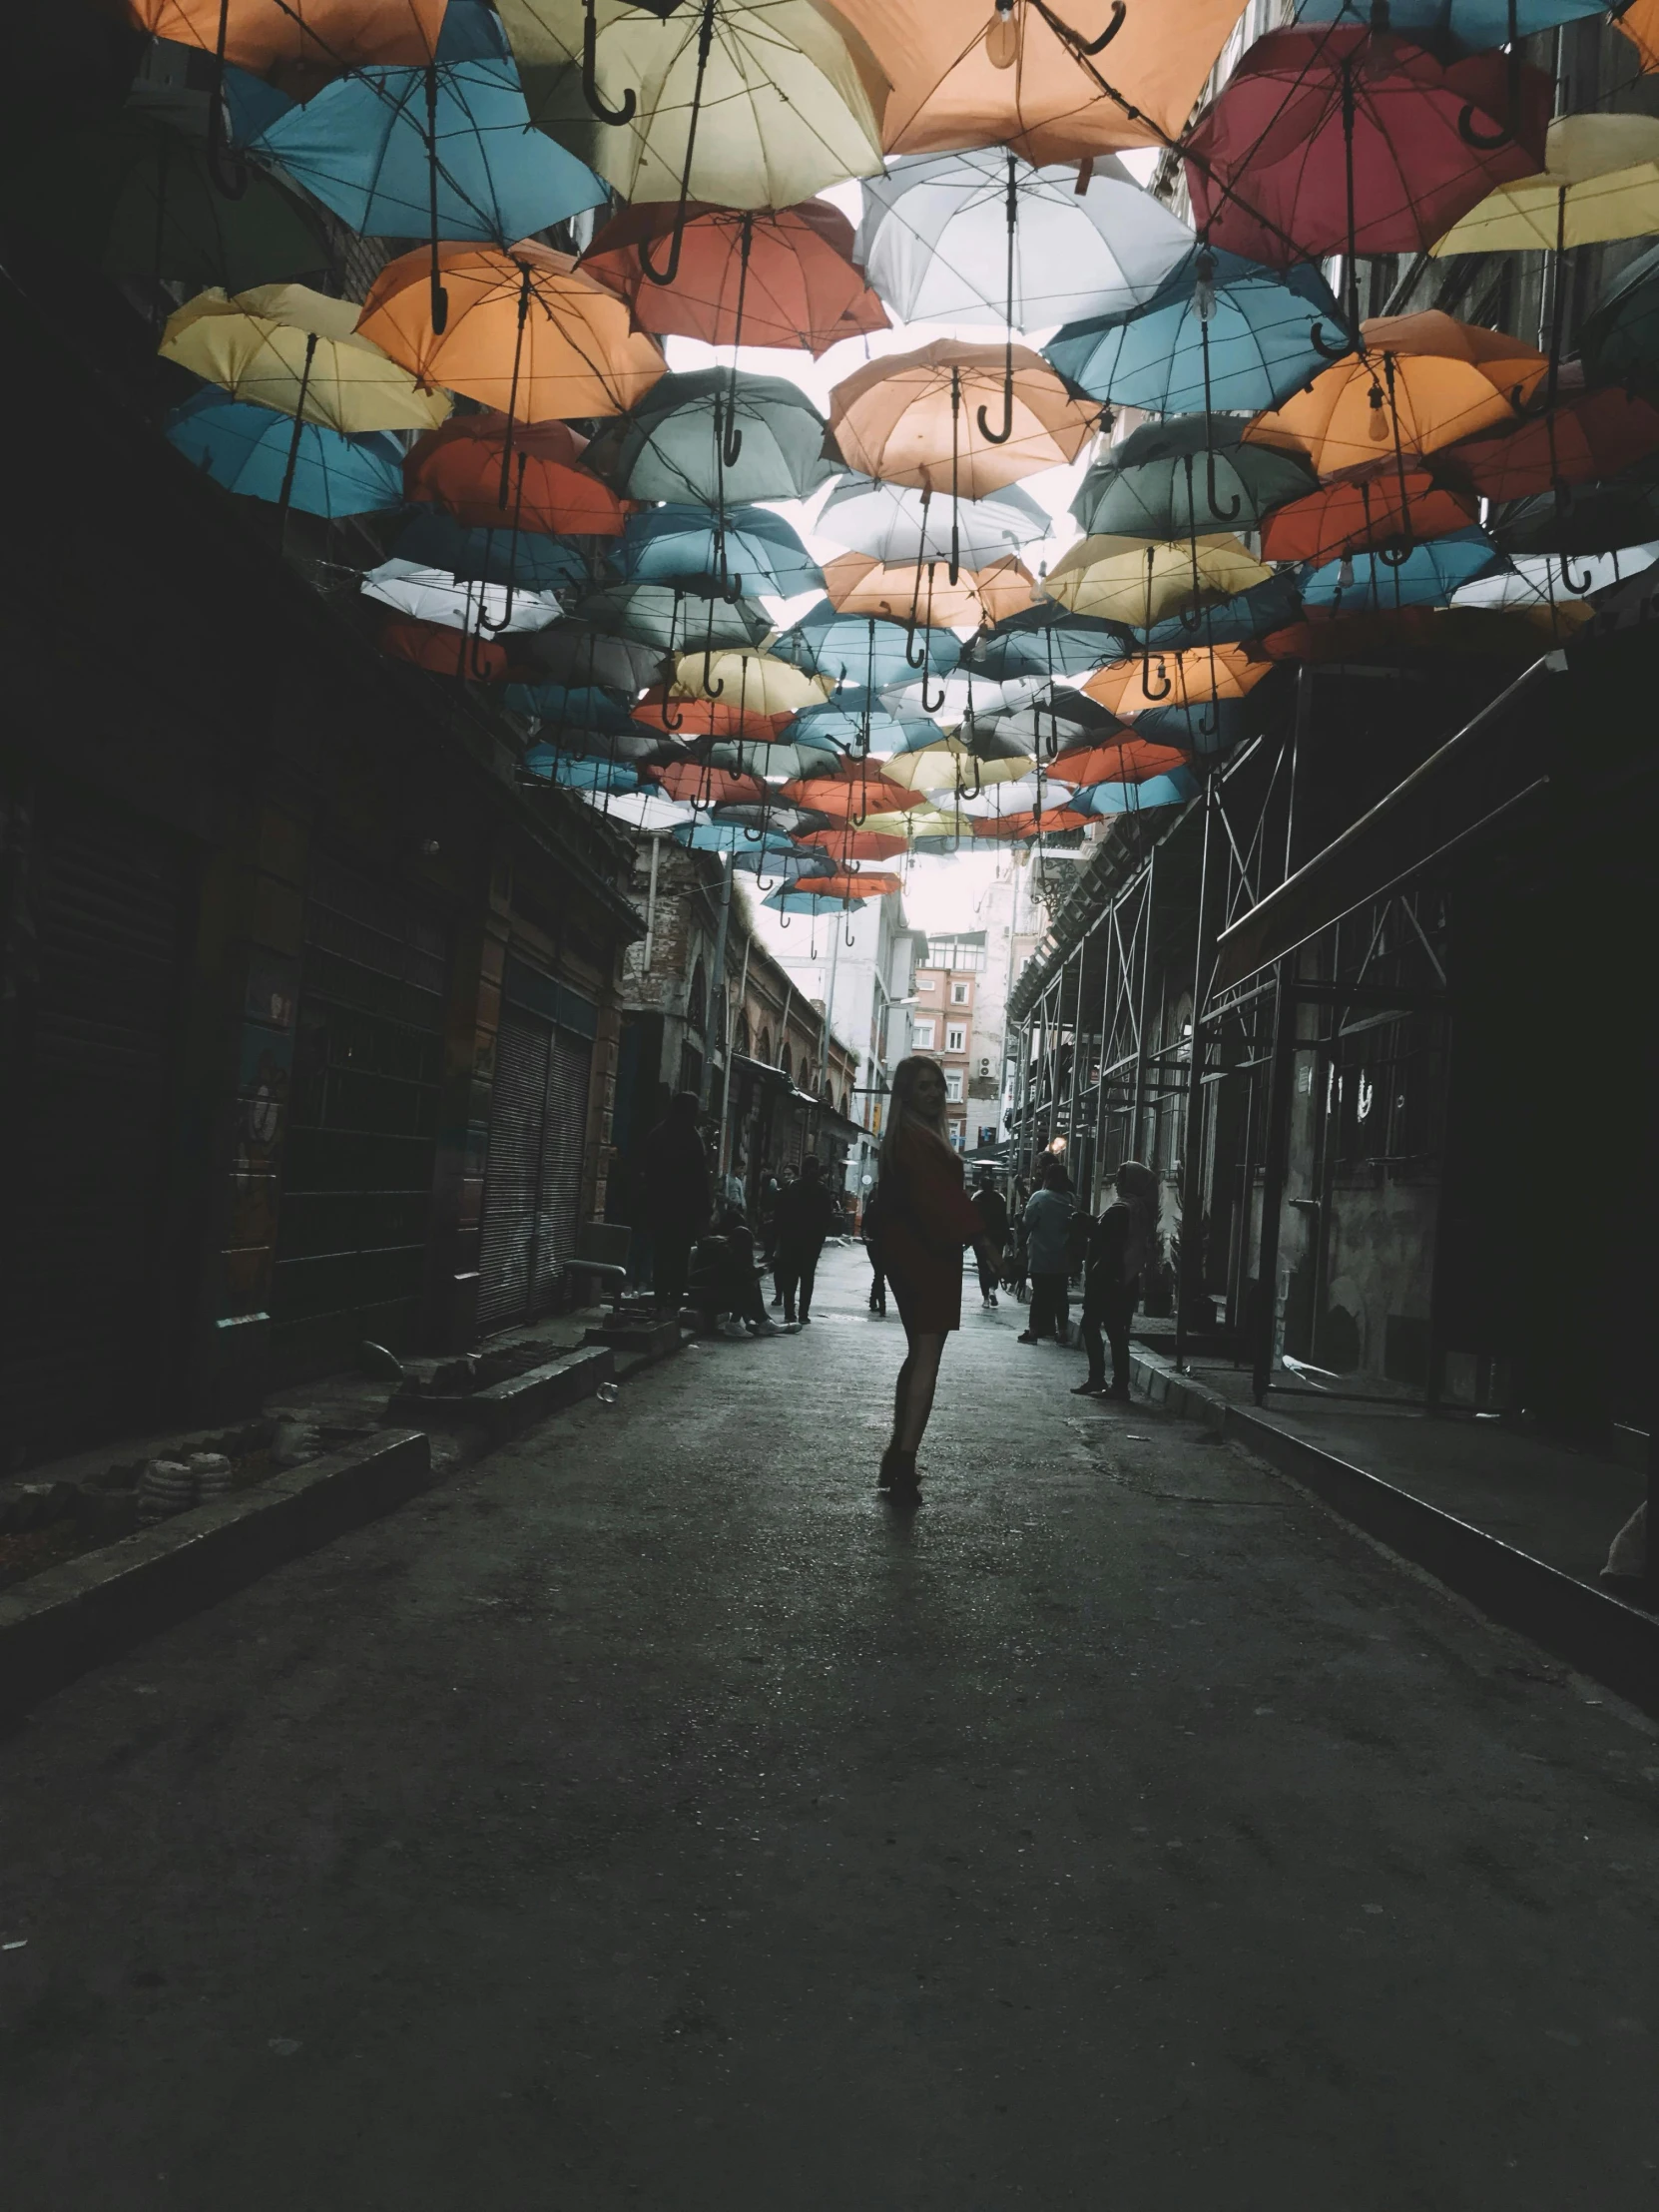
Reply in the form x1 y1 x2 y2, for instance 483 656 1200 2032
1451 543 1659 609
816 472 1052 567
877 669 1053 725
360 559 561 634
581 791 694 832
854 150 1194 331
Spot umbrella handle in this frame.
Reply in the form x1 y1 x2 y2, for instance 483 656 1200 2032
1197 705 1219 738
977 366 1015 447
659 690 686 732
480 452 530 632
1376 538 1412 569
1560 556 1595 597
1140 645 1173 702
977 156 1019 446
1309 320 1357 362
1205 451 1241 524
1456 102 1510 152
581 0 637 125
206 0 249 199
425 67 449 336
701 643 726 698
641 0 716 288
919 667 947 713
1063 0 1127 55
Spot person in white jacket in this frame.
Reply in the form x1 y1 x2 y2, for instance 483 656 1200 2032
1018 1166 1075 1346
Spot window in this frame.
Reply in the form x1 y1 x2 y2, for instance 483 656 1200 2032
948 1121 965 1150
913 1018 935 1048
950 980 969 1005
945 1070 964 1102
945 1022 967 1053
917 974 937 991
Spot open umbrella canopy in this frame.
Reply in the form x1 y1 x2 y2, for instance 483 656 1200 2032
1049 735 1192 788
12 84 332 290
503 680 643 732
250 57 608 243
357 241 667 418
1045 247 1347 419
362 556 562 632
1579 239 1659 390
1491 474 1659 557
670 649 830 715
528 753 647 793
396 508 601 593
1292 0 1603 34
853 150 1193 328
1451 545 1659 610
763 877 893 914
1144 567 1306 651
783 693 931 753
572 579 772 655
1243 312 1548 477
972 803 1089 839
1083 641 1271 717
497 0 887 208
404 411 626 534
816 474 1049 567
882 740 1034 794
829 0 1248 164
1435 386 1659 503
1430 114 1659 256
166 388 405 514
583 368 835 506
579 200 885 353
780 763 922 817
673 821 809 857
162 285 452 432
379 611 512 677
829 340 1098 499
1043 535 1270 630
962 603 1128 683
622 503 821 597
1258 468 1477 563
1184 27 1550 270
705 739 838 780
1301 529 1507 615
652 761 770 806
1070 415 1316 539
796 825 910 861
771 603 960 687
127 0 448 97
1070 768 1200 813
634 687 795 744
730 845 835 881
521 618 669 690
821 552 1035 629
1129 696 1262 756
1615 0 1659 70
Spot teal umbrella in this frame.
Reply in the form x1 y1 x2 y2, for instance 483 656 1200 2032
622 503 823 597
1071 415 1317 538
1579 240 1659 394
572 581 772 656
166 389 403 516
772 604 959 690
962 604 1129 683
585 369 838 507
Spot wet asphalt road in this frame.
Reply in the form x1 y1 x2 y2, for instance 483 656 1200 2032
3 1244 1659 2210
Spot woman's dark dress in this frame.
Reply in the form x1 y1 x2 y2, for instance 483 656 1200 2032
878 1122 982 1334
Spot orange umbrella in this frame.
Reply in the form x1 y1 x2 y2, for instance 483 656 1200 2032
125 0 445 96
1048 736 1191 788
578 201 886 356
404 411 626 536
1243 311 1547 479
793 871 902 901
830 338 1097 498
781 767 922 819
822 551 1037 628
1433 386 1659 505
797 826 910 860
650 761 770 808
632 688 794 745
1083 643 1270 717
357 242 667 422
829 0 1246 163
1258 468 1476 564
378 613 509 681
972 805 1090 838
1614 0 1659 71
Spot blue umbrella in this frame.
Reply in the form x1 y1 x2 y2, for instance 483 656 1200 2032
524 753 645 794
1070 769 1201 815
250 59 605 244
165 389 403 516
1292 0 1603 43
764 883 878 916
731 846 834 881
504 682 643 733
1130 698 1261 758
963 607 1129 683
622 504 823 599
1301 530 1508 615
675 823 804 858
1046 248 1347 418
1144 568 1307 650
771 603 959 691
395 508 599 594
786 693 935 753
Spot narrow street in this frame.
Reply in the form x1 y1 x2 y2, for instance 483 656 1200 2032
3 1246 1657 2210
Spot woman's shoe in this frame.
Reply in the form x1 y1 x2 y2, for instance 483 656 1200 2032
877 1446 918 1493
1071 1377 1106 1395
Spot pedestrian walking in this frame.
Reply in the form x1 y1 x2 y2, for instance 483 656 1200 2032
768 1165 795 1303
874 1055 1000 1501
969 1168 1009 1309
773 1155 838 1326
640 1089 711 1318
1073 1161 1159 1398
861 1185 888 1317
1018 1164 1075 1345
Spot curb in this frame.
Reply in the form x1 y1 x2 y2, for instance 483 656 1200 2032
1128 1348 1659 1720
386 1344 615 1442
0 1431 431 1729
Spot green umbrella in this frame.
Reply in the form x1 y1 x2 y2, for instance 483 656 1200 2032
12 86 331 290
572 579 772 655
583 367 839 507
1070 414 1316 540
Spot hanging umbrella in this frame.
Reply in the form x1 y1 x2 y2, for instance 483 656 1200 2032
971 805 1090 839
821 553 1036 630
780 763 922 817
707 738 838 780
829 0 1247 163
1614 0 1659 71
1429 113 1659 257
1046 247 1347 419
622 504 822 597
853 149 1193 330
784 694 932 754
521 618 669 690
504 680 643 730
1083 643 1271 718
816 473 1049 567
1435 386 1659 504
1143 568 1306 652
1049 734 1191 787
1301 529 1507 615
796 826 910 861
830 339 1097 505
362 557 563 632
582 368 835 507
1244 312 1547 478
1043 536 1271 629
526 753 646 793
882 739 1035 794
1451 546 1659 609
1293 0 1603 36
1490 474 1659 557
161 285 451 432
405 411 626 535
1071 768 1200 813
675 823 810 862
379 611 512 678
1128 697 1260 757
771 605 961 697
579 199 885 353
634 687 795 744
653 762 769 806
671 649 830 715
397 509 600 595
961 691 1121 756
1259 469 1477 563
1072 415 1315 540
249 56 609 244
166 388 405 514
1579 239 1659 392
357 241 667 420
10 85 331 290
126 1 447 96
731 846 835 881
962 604 1129 683
532 719 672 762
572 579 772 655
1183 26 1549 307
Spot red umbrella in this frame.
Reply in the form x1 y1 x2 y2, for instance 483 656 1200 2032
972 806 1090 839
781 766 922 819
631 688 794 745
579 201 887 358
1434 386 1659 504
1048 736 1191 788
1259 469 1477 564
404 413 625 537
650 761 770 808
797 871 902 901
1185 27 1549 306
378 614 509 681
797 826 910 860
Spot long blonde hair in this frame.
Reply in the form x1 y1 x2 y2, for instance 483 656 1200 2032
879 1054 949 1179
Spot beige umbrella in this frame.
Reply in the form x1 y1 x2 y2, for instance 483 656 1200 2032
883 739 1036 793
830 339 1098 499
1044 534 1269 629
1431 114 1659 256
669 649 830 714
161 285 452 432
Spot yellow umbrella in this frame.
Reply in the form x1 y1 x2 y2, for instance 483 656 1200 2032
1430 114 1659 256
497 0 886 210
160 285 452 432
669 649 830 714
883 739 1035 792
1043 534 1269 629
872 805 974 841
1083 643 1270 717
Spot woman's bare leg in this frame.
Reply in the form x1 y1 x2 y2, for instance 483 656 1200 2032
891 1331 946 1454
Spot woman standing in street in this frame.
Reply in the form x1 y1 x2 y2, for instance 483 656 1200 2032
875 1056 1001 1501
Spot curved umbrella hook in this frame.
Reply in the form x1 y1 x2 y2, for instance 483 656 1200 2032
424 65 449 336
1560 554 1596 596
1205 450 1241 524
206 0 249 199
719 216 753 468
904 558 938 669
481 449 530 632
948 369 963 584
977 155 1020 446
701 640 726 700
1032 0 1128 55
1140 644 1173 703
1456 102 1511 152
640 0 717 287
581 0 637 126
1309 320 1358 362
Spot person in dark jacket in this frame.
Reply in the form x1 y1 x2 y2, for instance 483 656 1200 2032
861 1184 887 1317
969 1169 1008 1309
772 1155 838 1325
640 1090 711 1316
1073 1161 1159 1398
1019 1164 1075 1345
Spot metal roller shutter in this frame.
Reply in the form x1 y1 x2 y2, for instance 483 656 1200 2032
538 1027 593 1295
475 1015 552 1330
